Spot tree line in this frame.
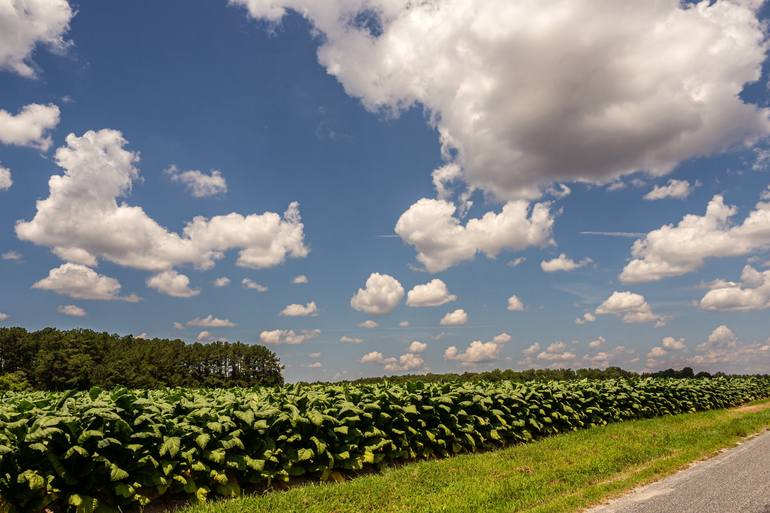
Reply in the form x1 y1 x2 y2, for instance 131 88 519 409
335 366 733 386
0 327 283 391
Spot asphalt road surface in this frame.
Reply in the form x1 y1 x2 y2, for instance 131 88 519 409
585 430 770 513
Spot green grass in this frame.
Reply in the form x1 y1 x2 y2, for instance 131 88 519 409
177 400 770 513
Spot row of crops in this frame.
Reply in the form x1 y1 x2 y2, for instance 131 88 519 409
2 377 770 512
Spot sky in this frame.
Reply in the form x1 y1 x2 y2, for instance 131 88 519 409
1 0 770 382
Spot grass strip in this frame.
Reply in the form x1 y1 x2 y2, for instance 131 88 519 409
178 399 770 513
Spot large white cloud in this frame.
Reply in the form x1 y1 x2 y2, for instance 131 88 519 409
595 291 666 326
0 0 73 77
15 129 309 273
350 272 404 314
406 278 457 307
395 198 553 272
234 0 770 200
32 263 140 301
700 265 770 311
621 194 770 283
0 104 60 150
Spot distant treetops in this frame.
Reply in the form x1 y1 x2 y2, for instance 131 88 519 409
0 327 283 391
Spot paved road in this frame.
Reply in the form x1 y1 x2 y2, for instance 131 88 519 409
585 430 770 513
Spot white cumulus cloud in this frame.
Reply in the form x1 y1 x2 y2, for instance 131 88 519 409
596 291 665 326
0 0 73 78
212 277 230 287
57 304 85 317
15 129 308 273
395 198 553 272
643 179 697 201
350 272 404 314
340 335 364 344
445 341 500 364
146 270 199 298
164 165 228 198
540 253 592 272
700 265 770 311
259 328 321 345
233 0 770 199
293 274 309 284
406 279 457 307
33 263 140 301
187 315 236 328
507 295 525 311
0 165 12 191
620 194 770 283
280 301 319 317
439 308 468 326
0 103 60 150
242 278 268 292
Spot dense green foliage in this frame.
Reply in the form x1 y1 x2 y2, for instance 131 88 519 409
1 377 769 512
0 328 283 390
337 366 715 385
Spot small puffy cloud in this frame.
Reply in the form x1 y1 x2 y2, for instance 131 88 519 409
408 341 427 353
507 295 525 311
306 361 322 368
293 274 309 284
596 291 665 326
280 301 319 317
588 336 605 349
535 340 577 362
445 341 500 364
540 253 592 273
647 346 668 358
164 165 228 198
507 257 526 267
575 312 596 325
15 130 308 273
350 272 404 314
187 315 236 328
661 336 686 351
522 342 541 356
196 331 211 342
703 325 738 351
699 265 770 311
0 312 9 321
33 263 140 301
57 304 85 317
0 165 12 191
361 350 424 372
406 279 457 307
173 321 184 330
395 198 553 272
620 194 770 283
135 332 149 340
0 0 73 77
340 335 364 344
492 332 512 344
259 328 321 345
147 270 200 298
643 179 697 201
242 278 268 292
0 103 60 151
212 277 230 287
309 352 321 358
440 308 468 326
358 320 379 329
1 250 22 261
399 320 409 327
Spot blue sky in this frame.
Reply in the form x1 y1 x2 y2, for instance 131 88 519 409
1 0 770 381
